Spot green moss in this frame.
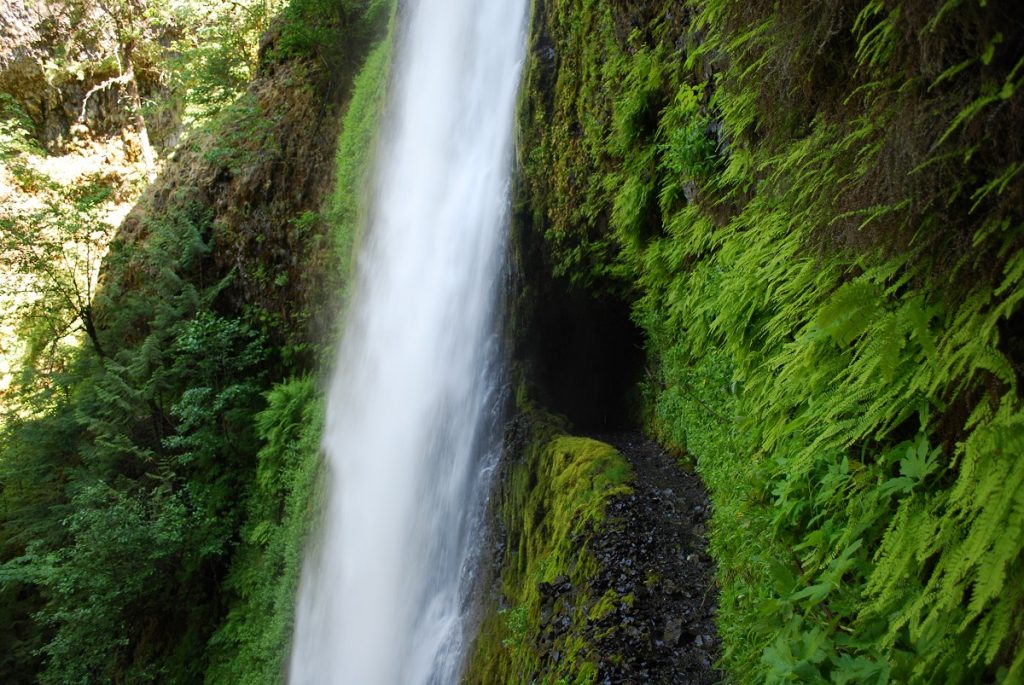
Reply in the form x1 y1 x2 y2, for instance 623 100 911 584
464 414 632 684
587 589 620 622
327 28 394 293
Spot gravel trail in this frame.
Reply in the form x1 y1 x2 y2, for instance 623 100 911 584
585 432 722 684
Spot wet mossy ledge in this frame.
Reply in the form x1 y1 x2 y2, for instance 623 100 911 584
464 411 633 684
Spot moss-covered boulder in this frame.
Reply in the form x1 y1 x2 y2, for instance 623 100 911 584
466 412 633 684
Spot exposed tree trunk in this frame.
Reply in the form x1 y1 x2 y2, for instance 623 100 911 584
122 42 156 183
81 304 104 358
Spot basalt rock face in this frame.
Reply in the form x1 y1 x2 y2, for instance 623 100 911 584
0 1 59 139
0 0 42 60
105 43 347 363
0 0 176 153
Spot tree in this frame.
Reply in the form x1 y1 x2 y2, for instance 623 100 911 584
44 0 286 177
0 180 113 365
168 0 284 123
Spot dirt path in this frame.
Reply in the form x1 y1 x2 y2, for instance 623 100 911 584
588 432 721 684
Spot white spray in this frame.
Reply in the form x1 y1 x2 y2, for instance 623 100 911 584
288 1 528 683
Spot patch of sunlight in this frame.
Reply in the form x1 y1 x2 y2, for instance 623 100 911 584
0 126 149 417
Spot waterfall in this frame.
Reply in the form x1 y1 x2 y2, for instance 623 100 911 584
288 1 527 683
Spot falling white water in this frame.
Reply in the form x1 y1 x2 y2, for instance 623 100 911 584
288 1 527 683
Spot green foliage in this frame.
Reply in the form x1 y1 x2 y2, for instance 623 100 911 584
0 173 115 387
500 605 530 648
276 0 346 57
34 485 191 685
204 376 324 684
658 85 717 182
169 0 287 122
277 0 391 68
1 198 270 682
0 95 41 160
0 401 80 682
517 0 1024 682
200 94 282 173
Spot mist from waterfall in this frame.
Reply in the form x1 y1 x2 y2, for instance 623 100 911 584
288 1 528 682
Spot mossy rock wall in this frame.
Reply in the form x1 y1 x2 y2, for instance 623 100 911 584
508 0 1024 682
202 16 395 683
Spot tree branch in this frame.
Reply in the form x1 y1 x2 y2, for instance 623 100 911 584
79 73 132 122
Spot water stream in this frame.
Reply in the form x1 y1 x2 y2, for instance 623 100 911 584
288 1 527 682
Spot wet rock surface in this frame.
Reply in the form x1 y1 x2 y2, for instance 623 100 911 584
540 432 721 684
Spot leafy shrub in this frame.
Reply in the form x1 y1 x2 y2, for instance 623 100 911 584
204 376 324 684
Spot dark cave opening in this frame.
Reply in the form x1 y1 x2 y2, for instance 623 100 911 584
517 267 647 433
